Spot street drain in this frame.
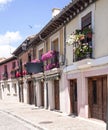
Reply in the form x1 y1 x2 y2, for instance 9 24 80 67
39 121 53 124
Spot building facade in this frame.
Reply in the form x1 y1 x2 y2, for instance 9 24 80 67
0 57 19 102
0 0 108 122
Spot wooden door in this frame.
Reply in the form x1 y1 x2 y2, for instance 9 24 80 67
88 76 107 121
70 79 77 115
54 80 60 110
19 82 24 102
40 82 44 106
28 81 34 105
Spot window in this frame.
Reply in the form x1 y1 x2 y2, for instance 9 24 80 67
12 61 16 69
38 49 43 60
4 65 7 72
51 38 59 51
81 12 92 44
92 80 97 104
19 59 22 73
28 53 32 62
81 12 92 29
51 38 59 64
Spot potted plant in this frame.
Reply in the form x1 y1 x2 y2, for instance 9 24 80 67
74 42 92 60
82 28 92 39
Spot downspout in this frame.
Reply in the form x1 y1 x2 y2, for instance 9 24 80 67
39 34 49 109
39 34 46 52
63 25 67 66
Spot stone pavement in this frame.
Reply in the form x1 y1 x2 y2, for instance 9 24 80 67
0 100 106 130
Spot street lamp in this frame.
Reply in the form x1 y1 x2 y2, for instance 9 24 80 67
21 38 30 51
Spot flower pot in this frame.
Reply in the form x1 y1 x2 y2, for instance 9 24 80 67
87 33 92 39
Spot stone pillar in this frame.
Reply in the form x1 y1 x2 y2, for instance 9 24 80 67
23 78 27 104
60 73 70 115
33 79 37 106
77 72 88 118
0 84 2 99
44 81 48 109
1 83 5 100
47 80 55 110
36 82 41 107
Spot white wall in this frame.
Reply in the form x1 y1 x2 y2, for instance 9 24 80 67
95 0 108 58
0 79 19 102
66 17 79 65
66 3 95 65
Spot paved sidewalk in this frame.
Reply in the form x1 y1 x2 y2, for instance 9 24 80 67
0 100 106 130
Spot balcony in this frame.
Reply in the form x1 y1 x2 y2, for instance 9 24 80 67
15 69 27 78
11 69 16 79
2 72 8 80
66 28 93 62
73 42 92 62
41 50 59 71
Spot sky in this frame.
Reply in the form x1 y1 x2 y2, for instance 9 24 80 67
0 0 71 58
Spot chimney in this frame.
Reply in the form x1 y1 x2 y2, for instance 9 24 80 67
52 8 61 18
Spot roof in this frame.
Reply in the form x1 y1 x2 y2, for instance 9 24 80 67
13 0 97 55
12 35 36 55
32 0 97 43
0 57 6 62
0 56 16 65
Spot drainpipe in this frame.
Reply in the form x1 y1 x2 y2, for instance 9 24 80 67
63 25 67 66
12 55 21 102
106 75 108 130
39 34 46 52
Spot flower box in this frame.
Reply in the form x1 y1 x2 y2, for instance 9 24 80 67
45 62 59 71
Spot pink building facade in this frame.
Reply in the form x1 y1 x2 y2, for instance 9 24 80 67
0 57 19 102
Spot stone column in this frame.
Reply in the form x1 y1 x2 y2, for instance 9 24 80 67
60 73 70 115
36 81 41 107
47 80 54 110
77 72 88 118
23 78 27 104
44 81 48 109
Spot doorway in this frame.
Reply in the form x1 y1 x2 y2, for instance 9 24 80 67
28 80 34 105
70 79 78 115
40 82 44 107
88 76 107 121
54 80 60 110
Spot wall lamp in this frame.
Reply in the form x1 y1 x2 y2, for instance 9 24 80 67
21 38 30 51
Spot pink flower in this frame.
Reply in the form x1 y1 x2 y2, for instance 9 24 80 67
42 50 58 61
22 70 27 75
31 59 40 63
16 72 21 77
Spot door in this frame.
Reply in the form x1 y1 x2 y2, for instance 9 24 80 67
19 81 24 102
40 82 44 107
28 81 34 105
70 79 77 115
54 80 60 110
88 76 107 121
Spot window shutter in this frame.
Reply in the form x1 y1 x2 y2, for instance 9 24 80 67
81 12 92 29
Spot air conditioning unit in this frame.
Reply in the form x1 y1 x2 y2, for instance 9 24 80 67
59 54 64 66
